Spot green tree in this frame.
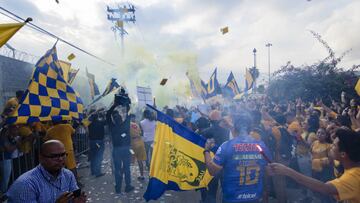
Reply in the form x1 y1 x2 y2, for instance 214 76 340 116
267 61 359 104
267 30 359 104
257 84 265 94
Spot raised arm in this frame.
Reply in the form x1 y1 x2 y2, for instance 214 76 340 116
268 163 338 196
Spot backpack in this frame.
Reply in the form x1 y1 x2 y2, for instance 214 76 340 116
278 126 293 161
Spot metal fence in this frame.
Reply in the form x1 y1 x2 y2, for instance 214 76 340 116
0 44 40 64
74 127 89 156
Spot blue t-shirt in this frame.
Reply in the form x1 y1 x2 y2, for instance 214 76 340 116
213 135 270 202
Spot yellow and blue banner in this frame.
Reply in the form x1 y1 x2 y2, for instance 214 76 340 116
205 68 222 99
86 68 100 100
68 68 79 84
102 78 120 96
200 80 208 99
244 68 254 94
143 105 214 201
59 60 71 82
6 45 84 124
91 78 120 105
223 71 241 98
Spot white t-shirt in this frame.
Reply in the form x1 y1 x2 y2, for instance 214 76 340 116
140 118 156 142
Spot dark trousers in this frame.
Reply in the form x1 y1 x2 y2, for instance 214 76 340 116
89 139 105 176
201 174 220 203
112 146 131 191
144 141 153 168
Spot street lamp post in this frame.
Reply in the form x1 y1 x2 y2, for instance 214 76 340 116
265 43 272 83
253 48 257 68
253 48 257 93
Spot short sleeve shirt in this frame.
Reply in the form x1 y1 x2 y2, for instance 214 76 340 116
45 124 75 151
18 125 33 153
213 135 270 202
329 167 360 203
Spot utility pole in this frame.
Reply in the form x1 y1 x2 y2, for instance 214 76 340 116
265 43 272 83
106 4 136 57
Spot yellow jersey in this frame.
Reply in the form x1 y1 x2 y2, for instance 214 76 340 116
18 125 33 153
45 124 75 151
311 140 331 172
288 121 303 136
329 167 360 203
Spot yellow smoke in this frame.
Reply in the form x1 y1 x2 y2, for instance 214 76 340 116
106 42 200 108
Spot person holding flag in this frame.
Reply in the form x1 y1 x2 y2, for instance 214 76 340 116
143 105 214 202
106 88 134 194
203 111 271 203
201 110 230 202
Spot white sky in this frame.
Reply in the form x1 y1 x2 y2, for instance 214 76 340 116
1 0 360 104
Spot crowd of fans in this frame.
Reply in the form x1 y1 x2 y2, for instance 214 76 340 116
152 92 360 203
126 92 359 203
0 88 359 202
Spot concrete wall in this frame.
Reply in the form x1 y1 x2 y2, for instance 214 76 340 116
0 55 91 112
0 55 34 110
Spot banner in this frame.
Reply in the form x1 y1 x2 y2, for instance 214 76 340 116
144 105 213 201
6 45 84 124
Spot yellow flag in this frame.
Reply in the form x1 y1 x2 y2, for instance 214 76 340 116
0 23 25 48
144 105 213 201
6 46 84 124
116 20 124 27
67 53 76 61
68 68 79 84
355 78 360 96
59 60 71 82
220 26 229 34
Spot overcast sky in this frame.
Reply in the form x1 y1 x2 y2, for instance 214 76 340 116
1 0 359 104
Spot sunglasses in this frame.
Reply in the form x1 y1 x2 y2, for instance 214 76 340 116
42 152 67 159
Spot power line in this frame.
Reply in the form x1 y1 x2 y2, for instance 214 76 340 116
0 6 117 67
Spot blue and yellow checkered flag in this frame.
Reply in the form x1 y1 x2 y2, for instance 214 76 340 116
6 45 84 124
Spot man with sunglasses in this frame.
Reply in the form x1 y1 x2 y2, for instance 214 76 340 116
6 140 86 203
